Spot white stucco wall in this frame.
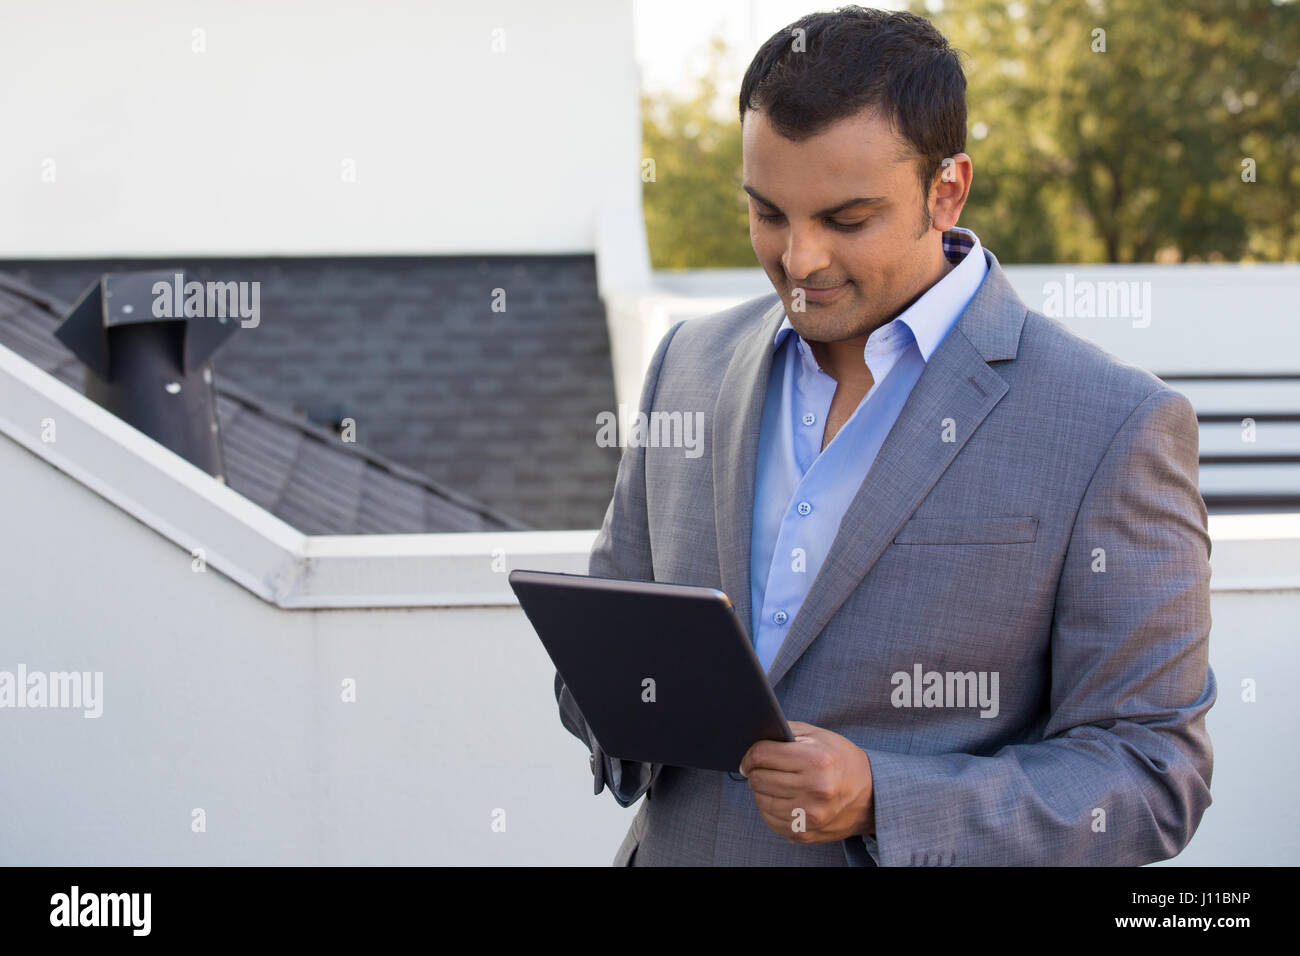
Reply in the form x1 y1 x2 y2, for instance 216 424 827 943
628 266 1300 407
2 0 645 260
0 428 633 865
1 342 1297 865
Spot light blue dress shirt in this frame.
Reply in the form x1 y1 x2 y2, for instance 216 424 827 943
747 227 988 860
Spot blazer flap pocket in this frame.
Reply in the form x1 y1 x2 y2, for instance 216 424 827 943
893 515 1038 545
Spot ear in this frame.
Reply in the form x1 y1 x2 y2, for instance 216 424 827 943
930 153 973 231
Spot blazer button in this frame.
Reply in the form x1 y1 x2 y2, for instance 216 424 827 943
589 754 596 773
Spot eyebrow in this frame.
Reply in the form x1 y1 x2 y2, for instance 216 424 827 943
743 185 886 218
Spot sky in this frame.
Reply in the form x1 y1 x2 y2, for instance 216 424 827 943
633 0 911 98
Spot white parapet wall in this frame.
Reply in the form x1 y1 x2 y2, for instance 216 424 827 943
610 263 1300 411
0 342 1297 865
2 0 645 259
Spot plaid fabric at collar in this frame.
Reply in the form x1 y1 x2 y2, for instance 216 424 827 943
942 228 976 264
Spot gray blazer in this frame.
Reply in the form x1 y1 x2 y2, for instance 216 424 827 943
555 247 1215 866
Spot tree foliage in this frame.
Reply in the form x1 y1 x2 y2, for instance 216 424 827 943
640 0 1299 265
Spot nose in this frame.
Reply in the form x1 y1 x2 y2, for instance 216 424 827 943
781 224 832 284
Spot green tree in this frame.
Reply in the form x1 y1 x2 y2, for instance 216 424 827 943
641 37 752 269
641 1 1299 265
919 0 1300 262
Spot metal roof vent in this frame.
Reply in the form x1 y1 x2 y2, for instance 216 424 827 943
54 270 239 479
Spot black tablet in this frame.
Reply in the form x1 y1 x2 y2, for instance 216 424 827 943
509 569 794 774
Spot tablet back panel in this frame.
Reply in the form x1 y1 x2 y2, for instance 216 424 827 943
509 570 793 773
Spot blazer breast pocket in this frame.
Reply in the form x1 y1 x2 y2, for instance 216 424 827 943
892 515 1039 545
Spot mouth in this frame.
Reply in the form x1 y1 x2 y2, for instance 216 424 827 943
793 281 849 304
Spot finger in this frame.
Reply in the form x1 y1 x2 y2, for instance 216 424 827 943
740 739 792 775
754 801 817 842
744 741 824 774
744 768 804 798
752 793 799 829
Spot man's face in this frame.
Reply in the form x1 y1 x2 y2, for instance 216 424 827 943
742 106 948 344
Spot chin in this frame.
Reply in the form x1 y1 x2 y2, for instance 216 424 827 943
785 315 835 343
789 296 852 325
791 312 872 345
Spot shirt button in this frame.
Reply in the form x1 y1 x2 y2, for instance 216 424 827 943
802 412 816 426
773 610 789 625
796 501 813 516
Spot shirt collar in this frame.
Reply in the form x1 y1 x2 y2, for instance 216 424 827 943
772 226 986 364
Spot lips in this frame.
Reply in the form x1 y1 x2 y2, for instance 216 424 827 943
795 282 849 304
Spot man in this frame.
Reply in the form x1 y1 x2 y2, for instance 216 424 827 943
555 7 1214 866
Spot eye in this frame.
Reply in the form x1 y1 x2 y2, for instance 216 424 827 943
754 209 868 232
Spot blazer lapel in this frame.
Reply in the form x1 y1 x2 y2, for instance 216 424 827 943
712 295 786 642
764 249 1028 690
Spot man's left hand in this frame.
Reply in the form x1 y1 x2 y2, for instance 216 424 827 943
738 720 875 843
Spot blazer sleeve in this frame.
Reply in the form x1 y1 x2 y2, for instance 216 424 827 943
552 319 687 808
860 387 1216 865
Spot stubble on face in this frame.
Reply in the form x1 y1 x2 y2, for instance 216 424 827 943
742 106 954 348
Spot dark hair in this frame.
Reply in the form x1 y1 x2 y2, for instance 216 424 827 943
739 6 967 229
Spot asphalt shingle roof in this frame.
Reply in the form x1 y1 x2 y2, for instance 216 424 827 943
0 255 621 530
0 272 529 535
